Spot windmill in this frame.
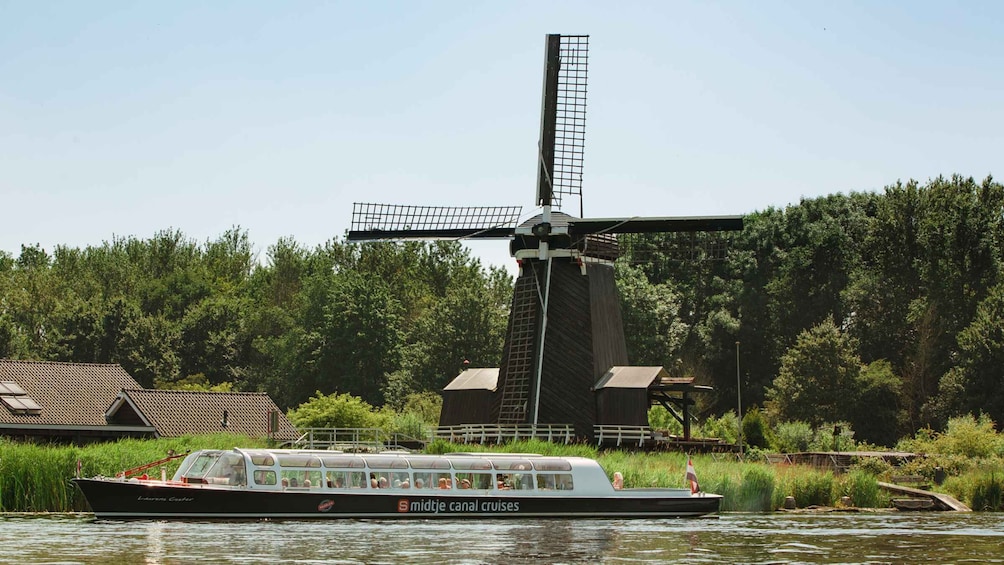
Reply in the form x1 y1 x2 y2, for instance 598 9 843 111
348 35 743 439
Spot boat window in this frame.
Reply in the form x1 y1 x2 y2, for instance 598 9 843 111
248 452 275 466
435 473 453 489
531 459 572 472
536 473 574 490
490 459 533 471
281 470 321 488
369 472 391 489
326 471 367 489
411 472 430 489
277 455 321 468
496 472 534 490
174 451 222 481
449 458 492 471
408 458 451 470
320 455 365 468
364 456 409 469
254 470 277 486
204 452 247 486
390 471 411 489
454 472 492 490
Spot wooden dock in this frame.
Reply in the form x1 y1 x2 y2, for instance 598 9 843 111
877 481 971 512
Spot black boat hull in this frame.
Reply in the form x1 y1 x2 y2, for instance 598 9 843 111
73 479 720 520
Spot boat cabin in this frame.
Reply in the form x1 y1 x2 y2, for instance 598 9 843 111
173 449 615 495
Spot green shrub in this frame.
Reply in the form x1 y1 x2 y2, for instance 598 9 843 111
648 406 683 435
742 408 771 449
808 422 856 452
898 414 1004 458
287 391 392 430
701 411 739 444
772 421 813 453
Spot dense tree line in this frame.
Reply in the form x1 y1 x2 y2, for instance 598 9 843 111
621 175 1004 444
2 174 1001 445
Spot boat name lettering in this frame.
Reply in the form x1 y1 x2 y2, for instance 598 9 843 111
403 498 520 514
136 496 193 502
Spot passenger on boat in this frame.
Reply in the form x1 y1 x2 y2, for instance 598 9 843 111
281 478 289 487
438 477 449 489
371 478 378 488
379 477 389 489
334 477 345 488
613 472 624 490
303 478 311 487
460 479 471 489
400 479 410 489
414 478 424 489
289 477 298 487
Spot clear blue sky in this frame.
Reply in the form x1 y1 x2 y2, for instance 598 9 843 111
2 1 1002 273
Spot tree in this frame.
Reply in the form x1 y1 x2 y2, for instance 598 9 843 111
616 264 688 370
766 319 862 426
928 283 1004 426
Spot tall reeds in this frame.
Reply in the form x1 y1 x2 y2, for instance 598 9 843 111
0 434 265 512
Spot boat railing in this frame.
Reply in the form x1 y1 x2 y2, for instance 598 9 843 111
435 424 575 444
291 428 430 452
593 425 652 447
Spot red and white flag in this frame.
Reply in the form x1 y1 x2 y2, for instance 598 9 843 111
686 457 700 494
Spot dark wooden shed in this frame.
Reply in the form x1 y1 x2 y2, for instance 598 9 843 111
594 366 668 427
439 368 499 427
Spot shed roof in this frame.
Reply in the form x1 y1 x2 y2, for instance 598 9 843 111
594 366 670 390
443 368 499 391
0 359 144 428
107 389 299 440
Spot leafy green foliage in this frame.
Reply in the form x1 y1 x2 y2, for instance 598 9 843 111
766 319 862 425
286 391 392 430
741 408 771 449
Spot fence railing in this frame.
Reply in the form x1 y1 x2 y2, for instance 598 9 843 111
434 424 575 444
593 425 652 447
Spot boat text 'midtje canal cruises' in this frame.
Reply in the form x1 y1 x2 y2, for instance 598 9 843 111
73 448 721 519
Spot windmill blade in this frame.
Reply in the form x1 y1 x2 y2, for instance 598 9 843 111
567 215 744 236
348 203 522 241
537 34 588 213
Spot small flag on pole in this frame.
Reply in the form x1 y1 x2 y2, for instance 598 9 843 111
686 456 700 494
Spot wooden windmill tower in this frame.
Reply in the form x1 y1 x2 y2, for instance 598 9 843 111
348 35 743 439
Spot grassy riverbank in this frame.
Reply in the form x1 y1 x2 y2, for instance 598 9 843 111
2 435 999 513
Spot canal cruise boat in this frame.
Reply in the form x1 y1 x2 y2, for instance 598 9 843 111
72 448 721 520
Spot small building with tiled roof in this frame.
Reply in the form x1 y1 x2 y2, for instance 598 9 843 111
0 359 154 443
106 389 299 442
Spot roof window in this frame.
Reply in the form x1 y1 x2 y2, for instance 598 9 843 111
0 381 42 415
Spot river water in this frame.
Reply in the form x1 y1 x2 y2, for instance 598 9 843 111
1 512 1001 564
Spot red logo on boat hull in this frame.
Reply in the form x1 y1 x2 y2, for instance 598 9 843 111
397 499 409 513
318 499 334 512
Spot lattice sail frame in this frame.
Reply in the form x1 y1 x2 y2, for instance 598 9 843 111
553 35 588 211
537 35 589 213
349 203 522 240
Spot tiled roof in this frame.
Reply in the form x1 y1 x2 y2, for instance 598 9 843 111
113 389 299 440
0 359 142 426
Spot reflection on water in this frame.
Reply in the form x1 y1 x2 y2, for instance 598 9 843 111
1 512 1002 564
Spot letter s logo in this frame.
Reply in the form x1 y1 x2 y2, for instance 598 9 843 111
397 499 409 513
